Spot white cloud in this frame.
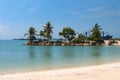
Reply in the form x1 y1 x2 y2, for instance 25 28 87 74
27 7 38 13
71 8 120 19
71 12 94 19
88 7 120 17
88 7 104 12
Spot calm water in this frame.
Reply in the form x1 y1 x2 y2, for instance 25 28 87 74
0 40 120 74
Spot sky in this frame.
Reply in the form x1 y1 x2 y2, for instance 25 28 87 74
0 0 120 39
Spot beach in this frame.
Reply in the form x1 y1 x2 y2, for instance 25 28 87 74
0 62 120 80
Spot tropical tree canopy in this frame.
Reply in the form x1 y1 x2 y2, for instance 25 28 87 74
43 22 53 40
73 34 85 43
28 27 36 43
90 23 103 43
59 27 76 41
29 27 36 35
39 30 44 38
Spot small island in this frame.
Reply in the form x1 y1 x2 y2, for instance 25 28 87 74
24 22 120 46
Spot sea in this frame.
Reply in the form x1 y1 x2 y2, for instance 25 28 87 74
0 40 120 74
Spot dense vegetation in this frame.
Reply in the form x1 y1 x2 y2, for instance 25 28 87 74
25 27 36 43
59 27 76 41
40 22 53 40
25 22 111 45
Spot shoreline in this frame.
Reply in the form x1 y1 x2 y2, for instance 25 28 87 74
0 60 118 75
24 39 120 46
1 62 120 80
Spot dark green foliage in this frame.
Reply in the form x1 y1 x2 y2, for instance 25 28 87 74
39 30 45 39
38 38 43 42
28 27 36 43
43 22 53 40
59 27 76 41
89 23 103 43
25 22 111 46
73 34 85 43
39 22 53 41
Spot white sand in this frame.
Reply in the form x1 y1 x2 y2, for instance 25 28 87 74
0 62 120 80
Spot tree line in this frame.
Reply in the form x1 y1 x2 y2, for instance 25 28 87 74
25 22 109 45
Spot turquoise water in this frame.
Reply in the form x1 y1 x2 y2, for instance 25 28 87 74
0 40 120 74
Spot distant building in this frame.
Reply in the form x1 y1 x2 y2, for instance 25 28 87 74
102 35 112 40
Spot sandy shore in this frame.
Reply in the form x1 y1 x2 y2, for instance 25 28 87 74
0 62 120 80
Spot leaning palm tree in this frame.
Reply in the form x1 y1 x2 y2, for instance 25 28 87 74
25 27 36 44
43 22 53 41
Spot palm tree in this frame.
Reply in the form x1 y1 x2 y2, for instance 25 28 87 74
39 30 45 39
27 27 36 44
43 22 53 41
90 23 103 44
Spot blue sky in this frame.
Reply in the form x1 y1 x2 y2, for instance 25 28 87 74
0 0 120 39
